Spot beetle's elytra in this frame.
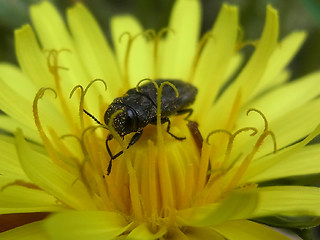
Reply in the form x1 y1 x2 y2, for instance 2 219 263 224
85 79 198 175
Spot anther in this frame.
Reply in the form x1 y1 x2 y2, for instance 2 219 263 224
70 79 107 129
247 108 269 132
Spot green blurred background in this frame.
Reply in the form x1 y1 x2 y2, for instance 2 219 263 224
0 0 320 239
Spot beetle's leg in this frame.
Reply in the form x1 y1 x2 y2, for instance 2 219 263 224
176 108 193 120
106 130 143 175
106 134 114 159
162 117 186 141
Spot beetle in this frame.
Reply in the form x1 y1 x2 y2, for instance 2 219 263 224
84 79 198 175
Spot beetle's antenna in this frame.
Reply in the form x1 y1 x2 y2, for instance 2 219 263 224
83 109 107 128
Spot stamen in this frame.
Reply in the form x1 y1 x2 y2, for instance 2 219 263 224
33 88 62 165
70 79 107 129
206 129 233 145
45 49 76 132
1 180 40 191
60 127 105 197
45 48 71 76
136 78 159 92
247 108 268 132
225 109 277 191
233 127 258 138
187 31 213 82
70 85 84 127
119 30 155 88
253 130 277 155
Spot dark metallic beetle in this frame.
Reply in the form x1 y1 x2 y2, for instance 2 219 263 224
85 79 198 175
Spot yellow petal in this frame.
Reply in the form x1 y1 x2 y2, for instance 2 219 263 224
184 227 224 240
265 98 320 155
127 223 166 240
249 145 320 182
253 31 307 96
0 136 28 182
15 129 95 210
234 5 279 99
0 63 36 99
205 5 278 131
0 221 48 240
177 187 258 227
0 61 36 128
111 15 152 87
242 123 320 182
193 4 238 120
238 71 320 129
30 2 92 92
0 115 40 143
253 186 320 218
14 25 53 88
43 211 131 240
224 53 244 85
159 0 201 79
0 186 66 214
212 220 290 240
30 1 71 49
13 25 72 134
67 3 121 101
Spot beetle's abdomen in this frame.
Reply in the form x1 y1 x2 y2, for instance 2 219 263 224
135 79 198 116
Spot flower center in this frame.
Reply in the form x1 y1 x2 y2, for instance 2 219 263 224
29 48 276 230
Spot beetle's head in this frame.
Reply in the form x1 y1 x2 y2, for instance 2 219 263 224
104 103 138 136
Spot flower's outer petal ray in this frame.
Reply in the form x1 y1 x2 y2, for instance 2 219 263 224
252 186 320 218
0 61 36 128
43 211 131 240
242 123 320 182
230 5 279 100
30 2 90 91
3 26 71 134
0 62 68 136
204 6 278 132
67 3 121 101
0 63 36 100
15 129 95 210
248 145 320 182
0 115 41 144
193 4 238 119
0 221 48 240
261 97 320 155
238 71 320 128
127 223 166 240
184 227 225 240
0 135 28 182
0 186 66 214
224 53 244 85
235 97 320 160
159 0 201 79
177 187 258 227
212 220 290 240
111 15 152 87
253 31 307 96
14 25 54 89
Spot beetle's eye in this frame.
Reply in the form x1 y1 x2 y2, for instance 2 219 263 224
126 109 137 131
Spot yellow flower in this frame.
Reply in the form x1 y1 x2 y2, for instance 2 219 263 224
1 1 320 239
